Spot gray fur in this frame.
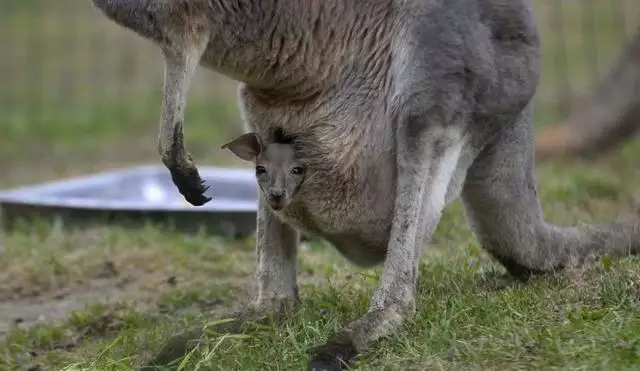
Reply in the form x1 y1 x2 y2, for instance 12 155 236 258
91 0 640 370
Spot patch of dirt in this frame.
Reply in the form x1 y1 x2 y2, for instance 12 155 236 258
0 243 175 298
0 243 255 351
0 260 177 342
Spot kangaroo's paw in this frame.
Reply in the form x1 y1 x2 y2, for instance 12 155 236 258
307 331 359 371
167 163 212 206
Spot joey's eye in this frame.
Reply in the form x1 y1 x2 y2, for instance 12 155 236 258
256 166 266 175
291 166 304 175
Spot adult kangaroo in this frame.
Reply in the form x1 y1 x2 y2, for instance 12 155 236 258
91 0 640 369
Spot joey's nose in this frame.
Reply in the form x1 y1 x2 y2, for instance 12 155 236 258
268 190 284 202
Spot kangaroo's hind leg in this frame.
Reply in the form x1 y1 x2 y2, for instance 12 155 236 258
462 105 640 280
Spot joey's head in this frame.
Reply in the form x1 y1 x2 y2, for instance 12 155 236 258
222 133 306 211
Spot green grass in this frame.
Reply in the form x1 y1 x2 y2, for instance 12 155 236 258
1 0 640 370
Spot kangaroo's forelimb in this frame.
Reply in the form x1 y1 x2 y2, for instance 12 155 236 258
93 0 213 206
159 47 212 206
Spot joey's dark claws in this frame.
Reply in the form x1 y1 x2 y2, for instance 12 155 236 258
308 336 359 371
168 167 212 206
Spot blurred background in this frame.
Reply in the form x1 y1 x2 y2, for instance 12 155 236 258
0 0 639 188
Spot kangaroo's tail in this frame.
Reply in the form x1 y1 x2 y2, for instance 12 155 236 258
91 0 164 43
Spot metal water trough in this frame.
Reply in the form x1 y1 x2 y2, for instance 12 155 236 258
0 165 259 238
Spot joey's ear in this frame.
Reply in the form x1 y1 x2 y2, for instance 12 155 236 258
221 132 263 161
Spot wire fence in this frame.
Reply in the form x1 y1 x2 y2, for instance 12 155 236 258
0 0 638 168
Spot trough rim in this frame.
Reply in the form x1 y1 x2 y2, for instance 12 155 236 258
0 164 259 213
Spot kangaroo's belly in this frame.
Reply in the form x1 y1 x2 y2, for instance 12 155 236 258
275 161 396 267
277 199 393 267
